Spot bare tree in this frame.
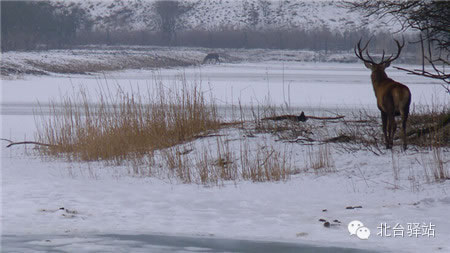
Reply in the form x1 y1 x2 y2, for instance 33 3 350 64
346 0 450 93
154 0 192 45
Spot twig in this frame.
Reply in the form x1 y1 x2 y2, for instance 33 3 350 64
260 150 275 167
1 138 54 148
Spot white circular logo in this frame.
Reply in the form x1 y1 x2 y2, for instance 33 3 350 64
348 220 370 240
348 220 364 235
356 226 371 240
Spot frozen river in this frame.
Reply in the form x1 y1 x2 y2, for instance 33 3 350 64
2 61 446 140
2 61 446 107
3 233 379 253
1 61 448 253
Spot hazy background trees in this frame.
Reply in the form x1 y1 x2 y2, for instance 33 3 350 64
153 0 195 45
0 0 420 61
1 1 90 51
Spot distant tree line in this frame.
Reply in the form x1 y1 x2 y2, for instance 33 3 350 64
1 1 91 51
76 26 379 52
1 0 419 60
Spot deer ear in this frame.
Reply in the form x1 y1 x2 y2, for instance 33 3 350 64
364 62 373 70
384 61 391 68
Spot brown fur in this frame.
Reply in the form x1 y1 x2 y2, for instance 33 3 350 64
365 62 411 150
355 38 411 150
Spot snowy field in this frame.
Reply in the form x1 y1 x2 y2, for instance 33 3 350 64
1 61 449 252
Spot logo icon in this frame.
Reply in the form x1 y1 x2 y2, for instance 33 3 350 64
348 220 370 240
356 226 371 240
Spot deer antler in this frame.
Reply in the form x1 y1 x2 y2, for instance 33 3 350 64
382 37 405 64
355 37 405 65
354 37 377 65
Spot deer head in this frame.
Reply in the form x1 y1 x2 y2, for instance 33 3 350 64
354 38 405 79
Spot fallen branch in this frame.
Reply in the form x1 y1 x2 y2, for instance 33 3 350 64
307 115 345 120
220 121 245 127
262 112 344 122
323 135 352 143
286 135 352 144
1 138 54 148
342 119 374 124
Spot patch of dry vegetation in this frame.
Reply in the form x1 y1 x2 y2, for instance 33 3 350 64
159 137 295 186
1 62 47 77
304 144 335 174
33 81 301 185
239 140 293 182
24 55 194 75
407 106 450 148
329 106 449 155
242 104 315 142
33 76 447 186
35 80 220 163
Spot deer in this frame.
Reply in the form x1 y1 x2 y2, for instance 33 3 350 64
202 53 220 64
354 38 411 150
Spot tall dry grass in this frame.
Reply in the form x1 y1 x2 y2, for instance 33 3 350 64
35 80 220 163
304 144 336 174
239 141 293 182
159 137 294 185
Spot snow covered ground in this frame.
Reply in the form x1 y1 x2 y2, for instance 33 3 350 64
1 60 449 252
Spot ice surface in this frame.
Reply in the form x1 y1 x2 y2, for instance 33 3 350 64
1 61 449 253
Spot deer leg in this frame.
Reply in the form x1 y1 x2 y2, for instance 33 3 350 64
387 113 396 149
391 116 397 148
381 111 389 149
401 110 409 151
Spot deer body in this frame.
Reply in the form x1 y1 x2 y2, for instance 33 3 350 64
370 69 410 115
203 53 220 64
356 39 411 150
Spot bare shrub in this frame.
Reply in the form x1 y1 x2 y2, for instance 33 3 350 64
333 110 385 155
333 106 449 154
407 106 450 148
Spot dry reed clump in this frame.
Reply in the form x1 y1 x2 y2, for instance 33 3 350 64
239 141 293 182
159 138 295 185
35 81 220 163
304 144 336 174
194 139 238 185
